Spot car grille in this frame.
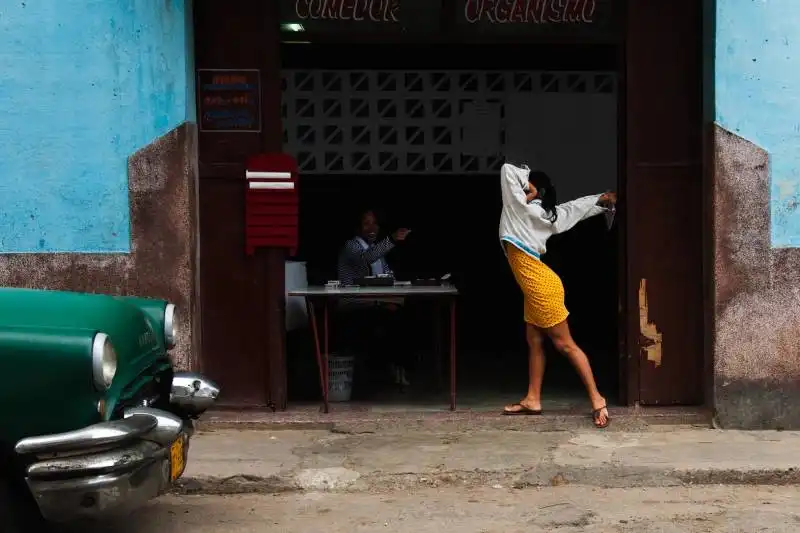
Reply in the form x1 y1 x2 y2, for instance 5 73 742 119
112 364 174 418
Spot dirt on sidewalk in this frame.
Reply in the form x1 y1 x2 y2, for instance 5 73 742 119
176 426 800 495
68 486 800 533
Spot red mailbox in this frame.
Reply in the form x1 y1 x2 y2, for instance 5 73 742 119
244 153 299 256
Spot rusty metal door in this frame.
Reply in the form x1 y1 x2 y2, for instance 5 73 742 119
625 0 704 405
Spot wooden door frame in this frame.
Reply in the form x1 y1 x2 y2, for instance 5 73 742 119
621 0 706 407
701 0 716 412
193 0 288 409
616 18 636 407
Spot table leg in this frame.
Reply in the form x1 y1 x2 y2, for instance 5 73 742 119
449 298 457 411
323 300 330 413
306 298 329 414
433 301 443 389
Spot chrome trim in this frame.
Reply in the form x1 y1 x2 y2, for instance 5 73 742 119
26 440 163 479
20 407 193 522
170 372 220 417
15 415 157 455
123 407 183 446
26 450 171 522
164 303 177 349
91 332 117 390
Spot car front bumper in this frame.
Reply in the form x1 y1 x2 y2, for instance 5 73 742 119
14 372 219 523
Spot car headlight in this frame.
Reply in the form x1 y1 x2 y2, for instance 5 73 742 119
92 333 118 390
164 303 177 349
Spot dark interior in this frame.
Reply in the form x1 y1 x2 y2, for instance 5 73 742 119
284 42 621 406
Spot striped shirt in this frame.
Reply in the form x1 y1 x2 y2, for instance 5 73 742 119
337 236 395 286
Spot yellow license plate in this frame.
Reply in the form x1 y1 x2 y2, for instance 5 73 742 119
169 436 186 482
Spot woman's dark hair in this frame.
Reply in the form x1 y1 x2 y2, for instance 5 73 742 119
528 171 558 223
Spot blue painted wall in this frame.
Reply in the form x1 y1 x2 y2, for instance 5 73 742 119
716 0 800 247
0 0 194 253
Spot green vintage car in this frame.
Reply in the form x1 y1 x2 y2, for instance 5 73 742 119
0 288 219 529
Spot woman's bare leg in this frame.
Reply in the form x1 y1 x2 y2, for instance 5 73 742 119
504 324 546 412
544 320 609 426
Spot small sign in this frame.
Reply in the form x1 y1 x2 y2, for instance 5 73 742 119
294 0 400 22
280 0 441 34
197 69 261 133
455 0 618 37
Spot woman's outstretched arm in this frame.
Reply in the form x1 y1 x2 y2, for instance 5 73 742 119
551 193 613 234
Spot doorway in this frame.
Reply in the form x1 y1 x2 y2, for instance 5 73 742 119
191 0 707 411
282 42 623 410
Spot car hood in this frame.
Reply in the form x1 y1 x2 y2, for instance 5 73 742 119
0 287 164 374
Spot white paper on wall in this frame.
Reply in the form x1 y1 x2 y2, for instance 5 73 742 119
505 93 617 202
285 261 308 331
461 101 502 157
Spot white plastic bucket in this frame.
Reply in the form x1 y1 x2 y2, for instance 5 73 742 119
328 354 355 402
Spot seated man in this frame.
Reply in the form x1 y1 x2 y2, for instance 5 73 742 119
336 209 412 389
337 208 408 285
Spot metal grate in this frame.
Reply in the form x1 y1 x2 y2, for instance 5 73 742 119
282 70 617 175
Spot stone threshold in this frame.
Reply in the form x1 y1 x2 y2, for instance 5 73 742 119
197 405 711 433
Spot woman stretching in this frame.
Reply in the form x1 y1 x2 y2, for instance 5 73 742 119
499 163 616 428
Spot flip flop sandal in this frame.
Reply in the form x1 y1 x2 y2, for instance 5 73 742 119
592 405 611 429
503 404 543 416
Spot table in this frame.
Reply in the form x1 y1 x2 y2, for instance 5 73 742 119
289 285 460 413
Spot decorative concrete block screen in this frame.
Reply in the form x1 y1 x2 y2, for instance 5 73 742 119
282 69 617 197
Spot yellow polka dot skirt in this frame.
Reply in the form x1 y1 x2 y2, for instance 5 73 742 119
505 243 569 328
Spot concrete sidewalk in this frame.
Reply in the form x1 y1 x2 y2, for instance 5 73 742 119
175 426 800 495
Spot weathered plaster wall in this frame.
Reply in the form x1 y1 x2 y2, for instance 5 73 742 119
0 1 199 369
713 0 800 428
0 0 192 252
715 0 800 247
0 124 199 370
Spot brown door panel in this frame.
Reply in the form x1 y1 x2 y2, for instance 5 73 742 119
627 168 704 405
626 0 704 405
199 178 272 406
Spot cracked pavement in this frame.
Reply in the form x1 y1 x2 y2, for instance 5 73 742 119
173 427 800 494
66 486 800 532
48 426 800 531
